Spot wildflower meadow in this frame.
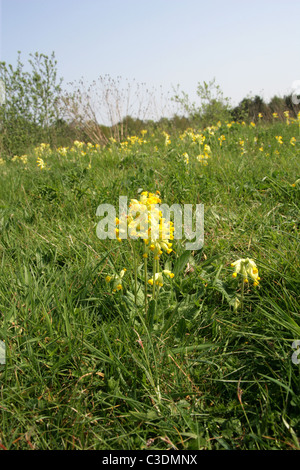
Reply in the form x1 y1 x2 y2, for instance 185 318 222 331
0 98 300 449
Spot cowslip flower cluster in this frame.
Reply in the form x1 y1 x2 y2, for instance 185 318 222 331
231 258 260 287
105 268 127 292
34 143 52 158
114 190 175 304
37 157 47 170
148 270 174 287
117 191 174 260
182 152 189 165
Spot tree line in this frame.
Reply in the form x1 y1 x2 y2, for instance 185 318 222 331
0 52 299 156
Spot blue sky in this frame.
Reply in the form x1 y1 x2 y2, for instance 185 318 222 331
1 0 299 119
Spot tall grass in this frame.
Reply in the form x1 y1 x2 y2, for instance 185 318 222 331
0 118 299 450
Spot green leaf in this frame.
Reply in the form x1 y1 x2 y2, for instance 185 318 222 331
173 250 192 276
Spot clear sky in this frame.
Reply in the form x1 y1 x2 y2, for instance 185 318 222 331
1 0 300 120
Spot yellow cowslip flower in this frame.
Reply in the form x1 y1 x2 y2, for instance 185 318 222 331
291 179 300 187
20 155 28 164
182 152 189 165
58 147 68 156
250 122 256 128
73 140 85 148
34 143 51 158
233 297 241 312
258 113 263 119
283 110 290 124
106 269 127 292
162 131 171 146
272 112 278 119
148 272 163 287
290 137 296 146
148 270 174 287
231 258 260 286
218 135 226 146
275 135 283 145
37 157 46 169
163 269 174 279
194 133 205 144
127 191 174 249
196 154 209 165
204 144 211 154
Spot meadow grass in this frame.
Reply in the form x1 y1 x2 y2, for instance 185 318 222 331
0 119 299 450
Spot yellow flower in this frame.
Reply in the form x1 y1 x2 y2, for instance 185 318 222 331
105 269 126 292
291 179 300 187
58 147 68 156
218 135 226 146
196 154 209 165
233 297 240 312
231 258 260 286
125 191 174 259
162 131 171 146
182 152 189 165
275 135 283 145
73 140 84 148
290 137 296 146
37 157 46 169
147 270 174 288
163 270 174 279
283 110 290 124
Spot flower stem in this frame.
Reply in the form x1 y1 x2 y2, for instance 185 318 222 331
133 242 137 305
144 249 148 315
152 257 157 301
241 279 245 313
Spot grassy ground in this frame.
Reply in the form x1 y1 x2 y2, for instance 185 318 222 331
0 118 299 450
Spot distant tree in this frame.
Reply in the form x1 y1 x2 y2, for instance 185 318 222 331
0 51 62 155
173 78 232 127
268 95 285 116
232 95 269 122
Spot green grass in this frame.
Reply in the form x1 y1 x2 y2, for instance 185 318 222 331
0 120 299 450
